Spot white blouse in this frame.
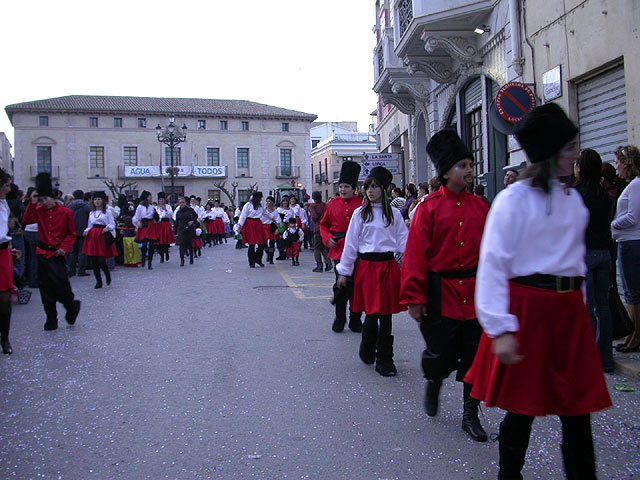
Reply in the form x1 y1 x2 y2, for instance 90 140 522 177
84 209 116 235
475 179 588 338
276 207 295 223
290 204 308 226
336 203 408 277
283 227 304 242
262 208 281 225
132 204 155 228
0 200 11 244
612 177 640 242
155 204 173 221
238 203 269 227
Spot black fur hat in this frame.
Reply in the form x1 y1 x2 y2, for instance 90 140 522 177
157 191 166 200
367 166 393 190
514 103 578 163
252 191 263 200
92 191 107 201
140 190 152 202
426 129 473 176
35 172 54 198
338 161 361 189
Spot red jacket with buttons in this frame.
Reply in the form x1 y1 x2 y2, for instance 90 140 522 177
319 196 362 261
400 186 488 321
23 202 77 259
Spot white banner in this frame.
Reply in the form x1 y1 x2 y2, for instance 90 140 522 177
192 166 227 178
124 166 161 177
124 166 227 178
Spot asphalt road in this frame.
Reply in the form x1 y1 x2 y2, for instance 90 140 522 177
1 243 639 479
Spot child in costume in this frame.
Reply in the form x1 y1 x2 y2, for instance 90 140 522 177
282 217 304 266
82 191 117 288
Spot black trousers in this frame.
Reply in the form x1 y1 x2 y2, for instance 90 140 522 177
67 236 87 274
333 260 361 322
248 244 265 266
37 255 76 322
419 316 482 381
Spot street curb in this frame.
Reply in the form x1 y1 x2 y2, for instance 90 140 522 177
613 355 640 380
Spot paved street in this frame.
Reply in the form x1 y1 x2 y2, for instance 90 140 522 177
1 243 640 479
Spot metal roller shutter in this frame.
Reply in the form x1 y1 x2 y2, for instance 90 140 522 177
464 78 483 114
577 65 628 163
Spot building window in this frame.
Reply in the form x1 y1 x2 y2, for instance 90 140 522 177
220 120 228 131
165 147 181 166
114 118 122 128
466 108 484 183
398 0 413 37
207 147 220 166
312 139 320 148
90 117 98 128
241 121 249 131
90 146 104 168
123 146 138 166
36 146 52 173
238 189 250 204
39 116 48 127
138 118 146 128
281 122 289 132
198 120 206 130
280 149 292 176
208 189 221 203
237 148 249 169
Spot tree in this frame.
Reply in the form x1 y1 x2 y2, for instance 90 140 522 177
212 181 238 205
102 179 138 201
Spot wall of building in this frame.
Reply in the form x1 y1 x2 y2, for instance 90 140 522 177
0 133 12 174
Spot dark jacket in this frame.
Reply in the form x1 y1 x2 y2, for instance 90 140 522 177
174 206 199 244
67 199 91 235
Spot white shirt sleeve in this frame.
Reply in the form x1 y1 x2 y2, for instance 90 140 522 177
84 212 96 235
238 203 250 227
612 178 640 231
105 210 116 235
132 205 143 228
336 207 363 277
394 209 409 254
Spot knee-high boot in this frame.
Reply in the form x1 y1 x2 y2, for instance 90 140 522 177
100 260 111 286
147 243 154 269
0 297 12 354
375 334 397 376
92 259 103 289
498 416 532 480
462 382 487 442
159 246 165 263
560 415 596 480
359 315 378 364
140 244 147 267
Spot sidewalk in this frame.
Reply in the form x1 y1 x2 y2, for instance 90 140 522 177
614 350 640 379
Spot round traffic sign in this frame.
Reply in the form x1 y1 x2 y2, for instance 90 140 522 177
495 82 537 124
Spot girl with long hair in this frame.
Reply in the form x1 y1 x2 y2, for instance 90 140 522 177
237 191 269 268
154 192 174 263
82 191 117 289
336 167 408 377
132 191 157 269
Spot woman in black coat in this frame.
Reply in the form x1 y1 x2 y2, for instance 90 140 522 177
173 197 199 266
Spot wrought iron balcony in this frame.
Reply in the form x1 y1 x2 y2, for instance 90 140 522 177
276 165 300 179
30 165 59 180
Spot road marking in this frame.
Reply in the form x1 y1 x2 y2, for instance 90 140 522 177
275 264 333 300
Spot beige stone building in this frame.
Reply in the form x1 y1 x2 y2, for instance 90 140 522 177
373 0 639 200
5 96 316 205
0 133 12 175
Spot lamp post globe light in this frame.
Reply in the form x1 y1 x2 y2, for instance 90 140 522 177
156 114 187 204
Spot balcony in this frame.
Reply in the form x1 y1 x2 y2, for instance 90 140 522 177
333 170 340 180
276 165 300 179
30 165 60 179
315 172 328 184
315 174 322 184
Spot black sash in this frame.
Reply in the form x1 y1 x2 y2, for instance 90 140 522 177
92 225 106 230
37 241 58 252
425 268 477 325
330 231 346 240
160 218 170 223
141 218 151 228
0 242 9 250
358 252 394 262
511 274 584 293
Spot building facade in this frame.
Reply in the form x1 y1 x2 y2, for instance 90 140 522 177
373 0 639 200
0 133 12 175
5 96 317 205
310 123 378 201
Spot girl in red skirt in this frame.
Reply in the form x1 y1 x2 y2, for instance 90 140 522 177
262 195 281 264
0 168 17 354
82 191 117 289
336 167 408 376
154 192 174 263
132 191 157 270
282 217 304 265
465 104 612 479
238 191 268 268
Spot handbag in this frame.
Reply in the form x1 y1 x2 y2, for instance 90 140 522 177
610 283 634 340
104 230 116 246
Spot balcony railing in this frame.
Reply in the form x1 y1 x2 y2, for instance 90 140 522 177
397 0 413 37
321 172 328 183
315 174 322 184
333 170 340 180
276 165 300 179
30 165 60 179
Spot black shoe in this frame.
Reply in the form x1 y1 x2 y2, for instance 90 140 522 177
425 379 442 416
325 264 333 272
359 333 376 365
189 257 194 265
159 256 164 263
269 259 274 264
332 317 345 333
166 252 170 261
348 316 362 333
249 264 256 268
256 261 265 267
462 382 487 442
180 258 185 267
94 281 103 289
312 267 324 272
148 262 153 270
77 272 90 277
375 336 397 376
44 321 58 331
66 300 81 325
1 339 12 354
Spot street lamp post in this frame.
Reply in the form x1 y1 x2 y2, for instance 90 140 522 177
156 114 187 204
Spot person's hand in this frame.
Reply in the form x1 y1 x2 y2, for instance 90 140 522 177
55 249 66 257
10 248 21 260
336 275 348 289
492 333 523 365
408 304 426 323
328 238 337 249
83 231 88 237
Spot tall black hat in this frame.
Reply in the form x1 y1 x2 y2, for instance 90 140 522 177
367 166 393 190
35 172 54 198
92 191 107 201
252 191 263 200
426 129 473 176
338 161 361 189
140 190 151 202
157 191 166 200
514 103 578 163
288 217 297 224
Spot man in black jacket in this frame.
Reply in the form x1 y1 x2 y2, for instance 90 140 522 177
67 190 91 276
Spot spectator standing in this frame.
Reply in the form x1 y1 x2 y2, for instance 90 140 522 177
23 188 39 288
309 191 331 273
67 190 91 277
390 188 406 209
399 183 417 220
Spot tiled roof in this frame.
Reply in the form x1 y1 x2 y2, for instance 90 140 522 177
5 95 317 122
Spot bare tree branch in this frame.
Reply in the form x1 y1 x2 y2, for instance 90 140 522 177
212 181 237 205
101 179 138 201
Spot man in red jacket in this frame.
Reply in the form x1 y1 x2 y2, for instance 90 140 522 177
400 130 488 442
319 161 363 333
22 173 80 331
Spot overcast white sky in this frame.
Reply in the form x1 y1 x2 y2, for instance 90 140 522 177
1 0 378 145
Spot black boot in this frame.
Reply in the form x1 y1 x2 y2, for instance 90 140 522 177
43 302 58 331
140 244 147 268
65 300 81 325
147 251 153 270
424 379 442 416
100 262 111 286
348 312 363 333
159 248 165 263
462 382 487 442
93 265 103 289
180 255 185 267
498 419 531 480
0 303 12 354
359 320 378 365
375 335 397 376
165 249 170 261
332 300 347 332
560 416 596 480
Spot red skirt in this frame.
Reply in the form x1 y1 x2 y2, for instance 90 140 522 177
82 228 118 258
465 282 612 417
287 242 301 258
192 238 202 249
135 223 157 242
0 248 14 292
211 218 225 235
154 221 174 245
242 218 267 246
352 258 406 315
263 223 279 242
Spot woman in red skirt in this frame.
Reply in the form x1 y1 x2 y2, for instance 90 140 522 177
336 167 408 376
465 104 612 479
82 191 117 288
0 168 17 354
261 195 281 264
154 192 174 263
132 191 157 269
238 191 268 268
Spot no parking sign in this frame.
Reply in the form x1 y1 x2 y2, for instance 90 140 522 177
495 82 537 124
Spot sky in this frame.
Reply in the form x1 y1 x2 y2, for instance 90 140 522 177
0 0 378 146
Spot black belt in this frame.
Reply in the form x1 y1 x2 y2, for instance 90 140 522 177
423 268 477 326
0 242 9 250
358 252 394 262
511 274 584 293
246 218 261 222
438 268 477 279
141 218 151 227
330 231 346 240
160 218 170 223
92 225 106 230
37 241 57 252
